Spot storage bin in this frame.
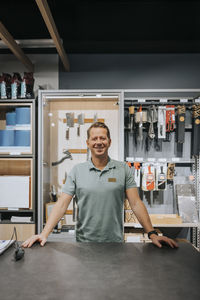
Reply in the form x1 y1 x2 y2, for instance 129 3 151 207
15 107 30 124
6 112 16 125
0 130 15 146
14 130 30 146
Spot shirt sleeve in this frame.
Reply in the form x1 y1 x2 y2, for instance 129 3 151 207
62 166 76 196
124 163 137 190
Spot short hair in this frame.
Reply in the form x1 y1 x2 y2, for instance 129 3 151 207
87 122 111 139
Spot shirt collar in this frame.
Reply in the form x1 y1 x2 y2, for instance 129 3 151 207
88 156 115 171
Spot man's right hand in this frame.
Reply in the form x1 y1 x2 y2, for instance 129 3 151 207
22 233 47 248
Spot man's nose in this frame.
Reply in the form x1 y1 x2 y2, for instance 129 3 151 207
96 138 102 144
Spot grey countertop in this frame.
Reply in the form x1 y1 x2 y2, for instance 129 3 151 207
0 242 200 300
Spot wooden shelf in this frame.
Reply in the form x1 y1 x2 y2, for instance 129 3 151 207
124 222 200 228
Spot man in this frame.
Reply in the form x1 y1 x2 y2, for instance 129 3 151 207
23 122 178 248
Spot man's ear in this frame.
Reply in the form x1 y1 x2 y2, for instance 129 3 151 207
108 139 112 147
86 139 89 147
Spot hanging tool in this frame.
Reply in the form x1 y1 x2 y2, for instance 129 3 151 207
165 105 175 142
77 113 84 136
177 105 186 143
135 106 147 142
192 104 200 156
66 113 74 140
51 185 57 202
52 150 72 166
147 105 157 139
146 165 155 191
128 106 135 133
124 109 130 159
158 106 166 139
167 163 175 181
157 165 166 190
134 162 141 187
94 113 98 123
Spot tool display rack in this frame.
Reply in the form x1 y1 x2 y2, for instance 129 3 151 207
122 89 200 251
0 99 36 241
37 89 123 233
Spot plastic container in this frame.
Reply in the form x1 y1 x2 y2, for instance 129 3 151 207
14 130 30 146
6 112 16 125
15 107 30 124
0 130 15 146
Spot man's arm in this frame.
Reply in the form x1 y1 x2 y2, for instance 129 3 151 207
126 187 178 248
22 192 73 248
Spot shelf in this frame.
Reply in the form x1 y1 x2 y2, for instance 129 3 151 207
0 221 34 224
0 99 35 103
125 157 195 164
124 222 199 228
0 209 33 213
0 146 31 154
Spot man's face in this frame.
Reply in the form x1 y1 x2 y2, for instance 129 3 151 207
87 127 111 158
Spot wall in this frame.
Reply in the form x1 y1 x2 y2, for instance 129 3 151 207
59 53 200 89
0 54 59 94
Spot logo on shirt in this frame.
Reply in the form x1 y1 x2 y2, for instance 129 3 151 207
108 178 117 182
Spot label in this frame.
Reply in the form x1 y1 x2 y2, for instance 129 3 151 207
158 158 167 162
134 223 142 228
8 208 19 211
126 157 134 162
135 157 143 162
147 158 156 162
160 98 168 103
126 236 141 243
195 99 200 103
180 98 188 103
172 157 180 162
108 178 117 182
10 152 21 155
139 98 146 103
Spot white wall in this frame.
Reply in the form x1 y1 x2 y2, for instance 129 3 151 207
0 54 59 95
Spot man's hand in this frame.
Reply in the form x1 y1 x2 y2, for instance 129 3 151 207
150 234 179 249
22 233 47 248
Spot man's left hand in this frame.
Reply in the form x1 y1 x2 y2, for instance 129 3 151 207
150 234 179 248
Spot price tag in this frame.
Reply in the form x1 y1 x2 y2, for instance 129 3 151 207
8 208 19 211
135 157 143 162
10 152 21 155
126 157 134 162
158 158 167 162
172 157 180 162
134 223 142 228
180 98 188 103
127 236 141 243
160 98 168 103
147 158 156 162
139 98 146 103
195 98 200 103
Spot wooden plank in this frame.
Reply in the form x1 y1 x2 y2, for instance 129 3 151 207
0 22 34 72
35 0 70 71
63 118 104 124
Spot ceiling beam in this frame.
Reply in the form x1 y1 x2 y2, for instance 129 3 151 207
35 0 70 71
0 22 34 72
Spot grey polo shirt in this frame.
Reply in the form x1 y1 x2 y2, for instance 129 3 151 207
62 157 137 242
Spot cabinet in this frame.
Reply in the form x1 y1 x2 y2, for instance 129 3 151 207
37 89 200 250
0 100 36 240
37 90 122 233
122 90 200 250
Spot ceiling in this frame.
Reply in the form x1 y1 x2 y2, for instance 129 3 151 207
1 0 200 54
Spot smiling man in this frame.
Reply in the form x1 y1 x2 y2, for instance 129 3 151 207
23 122 178 248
